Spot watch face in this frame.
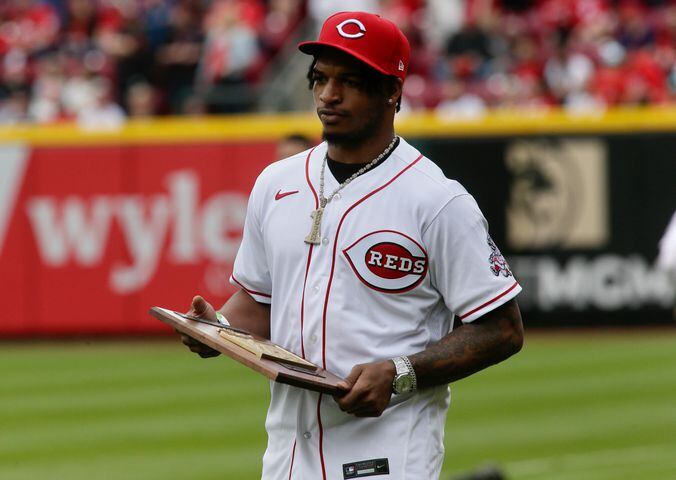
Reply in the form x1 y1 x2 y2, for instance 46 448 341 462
394 375 412 393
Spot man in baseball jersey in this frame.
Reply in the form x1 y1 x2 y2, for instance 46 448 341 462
179 11 524 480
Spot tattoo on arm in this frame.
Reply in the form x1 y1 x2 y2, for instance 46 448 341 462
409 299 524 389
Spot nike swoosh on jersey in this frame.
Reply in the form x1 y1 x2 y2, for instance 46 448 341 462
275 189 299 200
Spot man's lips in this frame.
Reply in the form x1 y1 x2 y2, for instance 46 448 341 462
318 109 348 123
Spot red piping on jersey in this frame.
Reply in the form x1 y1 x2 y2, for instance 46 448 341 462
299 244 314 359
321 154 424 368
303 146 327 479
300 145 320 359
231 275 272 298
287 439 297 480
459 280 519 320
317 394 327 480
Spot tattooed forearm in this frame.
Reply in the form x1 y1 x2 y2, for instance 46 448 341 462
409 299 524 389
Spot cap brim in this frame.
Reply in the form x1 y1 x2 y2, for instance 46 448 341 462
298 41 391 77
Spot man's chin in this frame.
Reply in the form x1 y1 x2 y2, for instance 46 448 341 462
322 129 368 146
322 130 349 145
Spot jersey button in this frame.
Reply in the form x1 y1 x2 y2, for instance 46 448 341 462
313 284 320 293
334 193 341 201
310 334 318 344
321 237 329 246
303 431 312 439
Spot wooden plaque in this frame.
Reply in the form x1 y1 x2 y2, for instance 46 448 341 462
149 307 345 395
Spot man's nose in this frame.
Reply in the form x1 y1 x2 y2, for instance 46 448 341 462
319 79 341 104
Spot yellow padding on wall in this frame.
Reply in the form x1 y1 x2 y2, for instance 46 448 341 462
1 106 675 146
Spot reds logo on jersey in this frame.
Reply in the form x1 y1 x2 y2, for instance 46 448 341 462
488 235 512 277
343 230 428 293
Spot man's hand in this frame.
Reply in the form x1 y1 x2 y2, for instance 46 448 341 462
178 295 221 358
334 360 396 417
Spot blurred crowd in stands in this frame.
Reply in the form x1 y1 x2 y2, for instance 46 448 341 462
0 0 674 125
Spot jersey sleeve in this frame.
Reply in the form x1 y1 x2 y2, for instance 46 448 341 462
229 177 272 304
423 193 521 323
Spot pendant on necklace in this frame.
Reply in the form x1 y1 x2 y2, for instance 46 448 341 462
304 207 324 245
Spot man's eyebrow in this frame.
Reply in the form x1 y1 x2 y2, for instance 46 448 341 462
312 65 363 77
337 71 364 80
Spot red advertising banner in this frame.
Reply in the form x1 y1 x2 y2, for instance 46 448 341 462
0 141 277 336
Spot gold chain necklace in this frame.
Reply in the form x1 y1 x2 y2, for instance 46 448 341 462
304 136 398 245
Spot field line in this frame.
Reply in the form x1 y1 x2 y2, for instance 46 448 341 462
505 443 676 476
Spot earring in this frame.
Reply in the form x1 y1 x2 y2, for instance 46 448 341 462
388 98 394 104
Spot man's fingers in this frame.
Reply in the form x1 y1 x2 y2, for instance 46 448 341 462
344 389 379 413
176 302 220 359
351 408 381 418
336 365 363 391
179 333 199 346
191 295 208 316
197 349 220 358
179 332 220 357
334 361 395 417
338 390 367 412
189 344 220 357
188 295 218 323
336 368 369 411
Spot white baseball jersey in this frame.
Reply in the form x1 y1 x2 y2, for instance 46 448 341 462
231 137 521 480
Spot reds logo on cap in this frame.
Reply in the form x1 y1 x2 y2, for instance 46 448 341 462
343 230 428 293
336 19 366 39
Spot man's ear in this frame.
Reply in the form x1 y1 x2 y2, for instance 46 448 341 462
394 78 404 102
387 78 404 106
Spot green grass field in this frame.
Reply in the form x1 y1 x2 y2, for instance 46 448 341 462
2 330 675 480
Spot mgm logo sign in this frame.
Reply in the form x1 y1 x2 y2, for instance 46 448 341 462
506 139 609 250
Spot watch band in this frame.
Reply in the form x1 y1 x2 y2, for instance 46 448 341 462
400 356 417 392
391 355 417 394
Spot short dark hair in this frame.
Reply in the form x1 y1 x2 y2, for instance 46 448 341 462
307 58 402 112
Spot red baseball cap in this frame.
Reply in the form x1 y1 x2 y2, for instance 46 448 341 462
298 11 410 81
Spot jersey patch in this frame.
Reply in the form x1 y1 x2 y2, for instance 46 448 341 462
488 235 512 277
343 230 428 293
343 458 389 478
